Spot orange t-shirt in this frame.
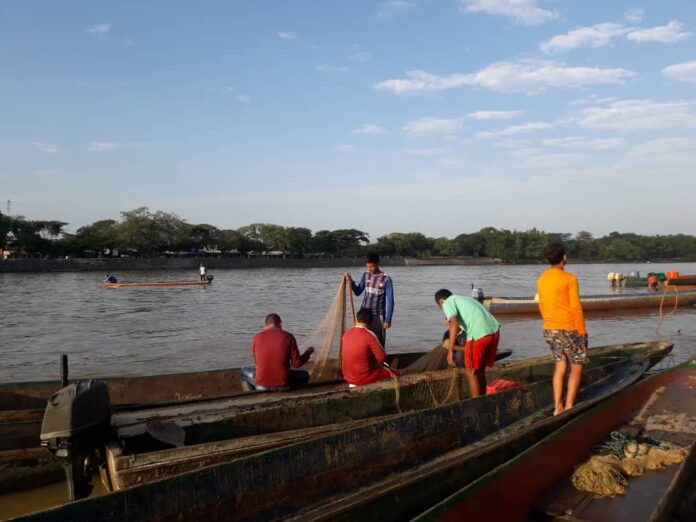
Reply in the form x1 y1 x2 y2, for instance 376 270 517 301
536 267 587 335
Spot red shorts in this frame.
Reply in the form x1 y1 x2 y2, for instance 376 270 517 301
464 331 500 370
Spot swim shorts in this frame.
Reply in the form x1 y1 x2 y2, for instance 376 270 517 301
543 329 589 365
462 331 500 370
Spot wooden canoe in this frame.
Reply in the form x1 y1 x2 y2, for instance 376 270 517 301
485 289 696 314
99 280 212 288
0 348 511 493
103 343 670 492
414 356 696 522
13 343 671 521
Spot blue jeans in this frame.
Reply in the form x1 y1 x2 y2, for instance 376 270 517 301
241 366 310 391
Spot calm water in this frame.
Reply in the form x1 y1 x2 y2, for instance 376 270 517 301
2 262 696 382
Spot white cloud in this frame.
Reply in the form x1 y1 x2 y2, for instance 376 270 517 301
352 124 386 135
89 142 121 151
460 0 558 26
375 60 634 94
467 110 524 120
576 99 696 132
509 147 543 158
624 8 644 23
540 23 629 55
316 64 350 73
526 153 587 169
663 61 696 84
627 20 691 43
402 147 449 156
336 144 355 152
85 23 112 38
475 121 554 140
403 117 464 136
376 1 416 20
542 137 625 150
277 31 297 40
630 137 696 156
34 142 63 154
237 95 252 103
348 51 371 62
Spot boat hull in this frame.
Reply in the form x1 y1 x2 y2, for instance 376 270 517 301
414 357 696 522
13 346 669 522
485 289 696 314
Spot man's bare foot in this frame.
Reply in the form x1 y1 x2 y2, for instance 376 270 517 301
554 405 565 416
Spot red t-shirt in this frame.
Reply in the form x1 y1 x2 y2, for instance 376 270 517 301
252 328 309 388
341 327 386 386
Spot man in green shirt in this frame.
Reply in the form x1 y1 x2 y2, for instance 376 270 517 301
435 289 501 397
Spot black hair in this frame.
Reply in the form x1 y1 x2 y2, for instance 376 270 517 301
543 243 566 265
265 313 282 326
356 308 372 324
365 253 380 264
434 289 452 303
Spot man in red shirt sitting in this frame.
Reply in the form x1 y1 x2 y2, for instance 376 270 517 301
341 308 398 386
241 313 315 392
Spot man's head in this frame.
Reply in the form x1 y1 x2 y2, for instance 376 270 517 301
264 313 282 328
355 308 372 325
434 288 453 308
543 243 567 266
365 253 380 274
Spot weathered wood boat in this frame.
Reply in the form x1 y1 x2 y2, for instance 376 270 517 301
13 343 672 521
414 356 696 522
484 289 696 314
99 280 212 288
0 348 511 493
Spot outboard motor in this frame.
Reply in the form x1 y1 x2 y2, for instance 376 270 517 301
40 380 111 501
206 274 214 284
471 285 484 303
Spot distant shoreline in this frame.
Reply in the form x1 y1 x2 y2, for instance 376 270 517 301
0 256 692 273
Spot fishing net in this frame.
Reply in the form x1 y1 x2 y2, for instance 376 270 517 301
304 278 356 382
304 278 467 412
571 431 688 498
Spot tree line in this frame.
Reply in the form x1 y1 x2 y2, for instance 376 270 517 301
2 207 696 263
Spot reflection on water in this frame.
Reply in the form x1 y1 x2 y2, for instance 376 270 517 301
1 262 696 382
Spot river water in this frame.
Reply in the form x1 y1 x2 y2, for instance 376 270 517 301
2 262 696 382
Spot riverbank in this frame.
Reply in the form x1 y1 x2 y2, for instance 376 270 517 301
0 256 497 273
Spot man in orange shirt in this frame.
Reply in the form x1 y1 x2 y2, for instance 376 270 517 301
537 243 588 415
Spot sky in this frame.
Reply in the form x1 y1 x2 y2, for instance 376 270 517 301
1 1 695 240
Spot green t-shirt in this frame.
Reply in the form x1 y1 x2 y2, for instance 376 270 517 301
442 295 500 341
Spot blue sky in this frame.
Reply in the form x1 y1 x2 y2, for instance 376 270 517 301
2 1 695 239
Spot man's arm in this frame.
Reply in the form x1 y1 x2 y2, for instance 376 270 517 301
568 276 587 336
251 337 258 365
367 332 387 363
289 334 313 368
349 272 365 296
384 277 394 327
446 317 460 366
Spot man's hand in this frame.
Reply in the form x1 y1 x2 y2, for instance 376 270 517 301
306 347 315 356
384 323 391 330
343 272 352 283
447 351 455 367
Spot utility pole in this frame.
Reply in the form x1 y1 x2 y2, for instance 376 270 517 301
5 199 10 216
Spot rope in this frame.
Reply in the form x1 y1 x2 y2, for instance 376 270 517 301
655 285 679 334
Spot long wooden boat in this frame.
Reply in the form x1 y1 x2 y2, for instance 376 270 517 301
100 344 669 491
485 289 696 314
99 280 211 288
13 343 671 521
0 348 511 493
414 356 696 522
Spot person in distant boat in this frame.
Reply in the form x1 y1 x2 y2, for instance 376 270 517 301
434 289 501 398
240 314 315 392
341 308 397 387
344 253 394 347
199 263 207 281
647 275 659 291
104 274 118 283
537 243 588 416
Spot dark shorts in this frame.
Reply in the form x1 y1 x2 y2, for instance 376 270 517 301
543 329 589 365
